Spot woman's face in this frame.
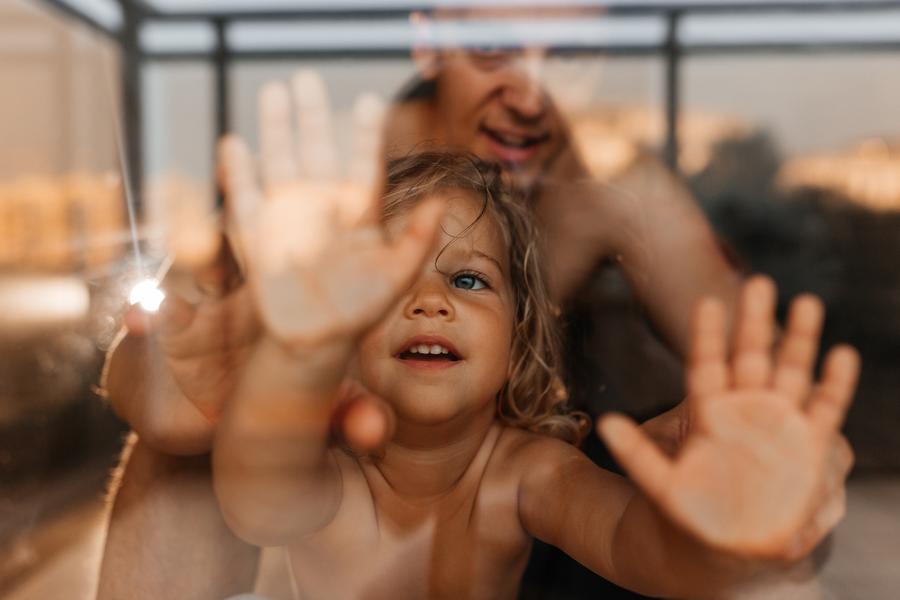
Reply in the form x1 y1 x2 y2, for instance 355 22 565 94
428 47 567 190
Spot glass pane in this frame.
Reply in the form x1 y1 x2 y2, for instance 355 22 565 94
4 2 899 599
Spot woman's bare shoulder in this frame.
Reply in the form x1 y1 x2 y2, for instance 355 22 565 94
383 98 437 155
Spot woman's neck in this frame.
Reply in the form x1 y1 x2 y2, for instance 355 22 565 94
372 405 497 500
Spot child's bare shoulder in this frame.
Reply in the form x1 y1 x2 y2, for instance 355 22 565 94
493 426 591 485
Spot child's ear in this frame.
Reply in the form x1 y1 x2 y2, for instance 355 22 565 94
410 11 440 80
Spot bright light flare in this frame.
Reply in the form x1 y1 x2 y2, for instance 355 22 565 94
129 278 165 312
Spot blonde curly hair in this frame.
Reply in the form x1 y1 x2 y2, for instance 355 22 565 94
382 151 589 445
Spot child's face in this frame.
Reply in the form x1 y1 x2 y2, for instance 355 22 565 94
357 192 514 427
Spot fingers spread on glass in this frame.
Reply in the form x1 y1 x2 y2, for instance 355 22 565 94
147 175 220 273
219 134 263 271
686 297 729 401
259 81 300 190
732 276 777 389
141 175 223 318
292 69 339 182
218 70 441 351
348 92 388 224
807 345 860 434
773 294 824 403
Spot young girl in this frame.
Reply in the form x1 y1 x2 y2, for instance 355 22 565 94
214 136 859 598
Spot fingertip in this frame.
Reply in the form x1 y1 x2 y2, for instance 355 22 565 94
218 133 240 152
740 274 777 311
793 292 824 314
260 80 290 105
695 296 725 321
835 434 855 475
122 305 152 336
809 344 861 432
291 69 326 98
787 293 824 330
171 221 222 272
343 400 390 454
218 135 249 171
826 344 861 378
411 198 446 234
747 273 776 295
154 294 195 334
596 412 634 445
352 92 387 126
393 200 444 253
833 343 860 365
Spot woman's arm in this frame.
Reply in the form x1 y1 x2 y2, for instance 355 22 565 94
538 155 742 357
101 227 259 456
604 157 744 355
103 327 218 455
97 435 260 600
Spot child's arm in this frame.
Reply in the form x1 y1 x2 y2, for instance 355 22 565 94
518 276 859 598
211 76 443 546
518 441 752 598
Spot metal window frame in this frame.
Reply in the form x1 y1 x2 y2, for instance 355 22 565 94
31 0 900 206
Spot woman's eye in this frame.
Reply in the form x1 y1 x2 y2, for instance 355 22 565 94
467 48 513 70
452 274 487 290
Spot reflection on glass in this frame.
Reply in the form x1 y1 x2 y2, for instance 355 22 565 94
2 2 899 599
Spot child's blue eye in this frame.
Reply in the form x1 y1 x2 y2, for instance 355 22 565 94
452 273 488 291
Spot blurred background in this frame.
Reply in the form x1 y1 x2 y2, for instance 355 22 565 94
1 0 898 598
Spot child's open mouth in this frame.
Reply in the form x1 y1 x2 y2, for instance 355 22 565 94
395 338 462 370
398 344 460 362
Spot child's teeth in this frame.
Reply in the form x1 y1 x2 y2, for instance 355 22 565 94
406 343 452 356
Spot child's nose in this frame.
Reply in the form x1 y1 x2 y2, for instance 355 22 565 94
404 286 454 320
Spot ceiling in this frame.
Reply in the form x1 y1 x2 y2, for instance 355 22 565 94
30 0 900 54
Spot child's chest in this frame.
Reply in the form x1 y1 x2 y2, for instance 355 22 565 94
286 446 531 599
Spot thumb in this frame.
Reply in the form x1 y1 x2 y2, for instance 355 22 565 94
122 304 154 336
152 294 197 338
332 381 395 456
123 293 195 339
598 413 673 503
383 198 445 290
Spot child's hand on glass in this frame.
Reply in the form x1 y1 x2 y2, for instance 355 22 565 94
598 276 860 560
219 71 444 356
